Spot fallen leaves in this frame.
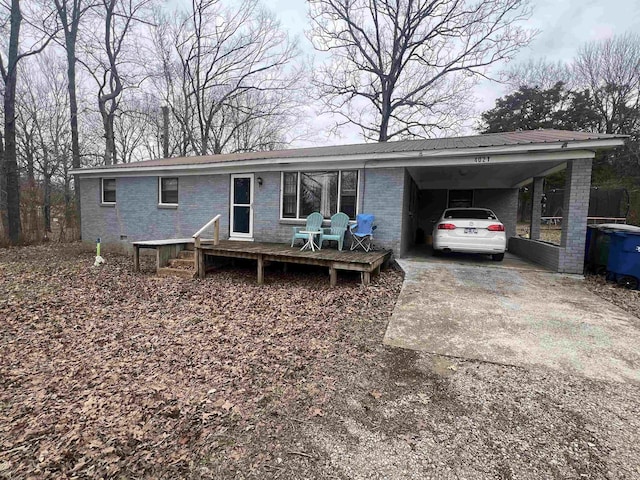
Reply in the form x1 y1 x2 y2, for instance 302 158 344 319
584 273 640 319
370 390 383 400
308 407 324 417
0 243 403 478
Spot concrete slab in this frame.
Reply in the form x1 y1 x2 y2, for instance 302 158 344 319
406 247 549 272
384 256 640 383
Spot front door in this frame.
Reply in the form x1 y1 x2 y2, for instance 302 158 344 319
230 174 254 240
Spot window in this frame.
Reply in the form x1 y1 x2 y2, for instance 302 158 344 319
444 209 496 220
282 172 298 218
102 178 116 204
340 171 357 219
159 177 179 205
281 170 358 220
448 189 473 208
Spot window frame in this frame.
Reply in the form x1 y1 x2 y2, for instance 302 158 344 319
101 178 116 205
158 176 179 207
279 170 359 221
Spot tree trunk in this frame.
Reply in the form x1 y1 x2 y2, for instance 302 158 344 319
55 0 84 238
67 32 82 234
4 0 23 244
0 128 8 236
101 106 116 165
378 88 391 142
43 172 51 233
162 105 169 158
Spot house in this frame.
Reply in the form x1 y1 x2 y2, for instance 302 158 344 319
73 129 626 274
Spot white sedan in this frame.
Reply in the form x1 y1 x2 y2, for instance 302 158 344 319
432 208 506 261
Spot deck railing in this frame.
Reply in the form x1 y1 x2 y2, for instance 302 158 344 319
192 214 221 277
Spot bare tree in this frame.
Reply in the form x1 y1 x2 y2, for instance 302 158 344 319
0 0 58 243
53 0 96 231
80 0 155 165
156 0 300 156
113 92 159 163
308 0 534 142
501 58 574 90
575 32 640 136
17 53 71 235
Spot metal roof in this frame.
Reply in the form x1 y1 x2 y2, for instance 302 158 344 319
76 129 626 172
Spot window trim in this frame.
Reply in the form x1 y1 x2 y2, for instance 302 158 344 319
158 176 179 207
279 170 359 221
101 178 116 205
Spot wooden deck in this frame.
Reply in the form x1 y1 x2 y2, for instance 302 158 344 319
199 241 391 286
133 238 392 286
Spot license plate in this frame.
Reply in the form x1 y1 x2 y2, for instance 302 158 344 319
464 228 478 234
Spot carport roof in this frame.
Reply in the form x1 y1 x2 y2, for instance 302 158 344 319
73 129 626 174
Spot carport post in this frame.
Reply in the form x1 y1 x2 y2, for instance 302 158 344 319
560 158 593 273
530 177 544 240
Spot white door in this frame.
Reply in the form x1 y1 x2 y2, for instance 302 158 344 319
230 174 254 240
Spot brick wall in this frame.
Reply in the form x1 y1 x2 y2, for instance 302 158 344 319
252 171 290 243
80 175 230 251
529 177 544 240
508 237 561 270
362 167 406 254
474 188 519 241
559 158 592 274
80 168 406 254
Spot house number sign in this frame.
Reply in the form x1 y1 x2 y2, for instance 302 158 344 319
474 156 490 163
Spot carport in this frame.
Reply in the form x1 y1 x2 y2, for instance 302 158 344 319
392 130 626 274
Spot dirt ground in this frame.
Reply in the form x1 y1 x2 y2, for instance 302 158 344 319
1 244 639 479
516 223 562 244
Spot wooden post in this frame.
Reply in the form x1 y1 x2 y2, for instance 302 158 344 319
133 245 140 272
198 249 205 279
194 236 200 274
257 254 264 285
157 245 172 269
329 267 337 287
362 271 371 286
213 219 219 246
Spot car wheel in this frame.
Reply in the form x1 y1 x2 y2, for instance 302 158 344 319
491 253 505 262
617 275 638 290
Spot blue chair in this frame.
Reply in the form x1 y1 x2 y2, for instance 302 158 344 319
350 214 376 252
320 212 349 250
291 212 324 248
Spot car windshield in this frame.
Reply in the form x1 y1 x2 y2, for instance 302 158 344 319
444 209 496 220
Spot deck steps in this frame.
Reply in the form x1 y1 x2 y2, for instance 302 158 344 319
168 258 195 268
157 267 195 279
161 251 196 278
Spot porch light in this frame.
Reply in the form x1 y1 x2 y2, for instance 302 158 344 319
257 177 263 186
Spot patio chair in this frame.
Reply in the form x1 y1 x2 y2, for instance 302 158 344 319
320 212 349 250
291 212 324 248
350 214 376 252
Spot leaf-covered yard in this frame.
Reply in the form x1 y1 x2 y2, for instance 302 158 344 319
2 245 640 479
0 244 402 478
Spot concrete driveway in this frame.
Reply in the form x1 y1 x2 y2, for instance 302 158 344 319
384 253 640 383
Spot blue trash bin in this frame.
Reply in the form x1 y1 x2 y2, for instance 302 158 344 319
607 230 640 289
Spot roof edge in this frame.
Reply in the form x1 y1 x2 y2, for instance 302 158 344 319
71 135 627 176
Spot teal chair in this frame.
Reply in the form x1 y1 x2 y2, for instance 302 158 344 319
320 212 349 250
291 212 324 248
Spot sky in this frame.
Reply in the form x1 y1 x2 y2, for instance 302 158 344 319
173 0 640 146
